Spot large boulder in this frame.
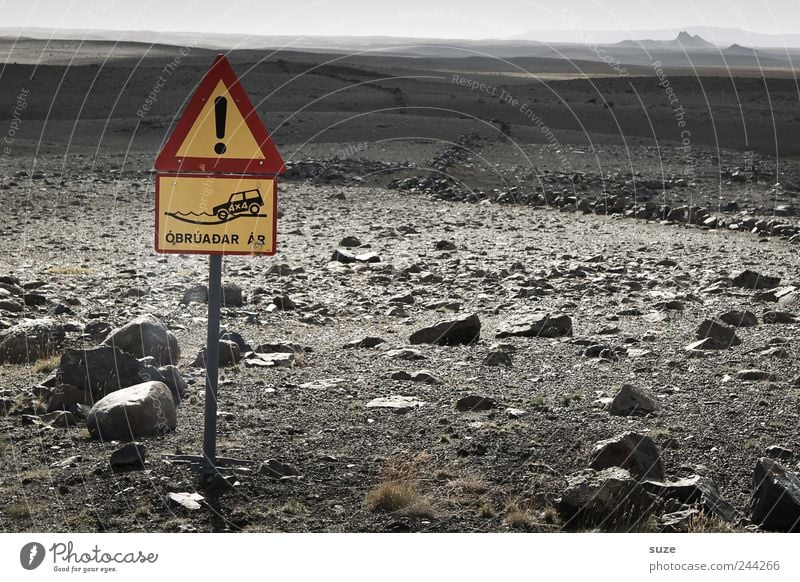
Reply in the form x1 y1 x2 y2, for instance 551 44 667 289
751 457 800 532
409 313 481 346
496 313 572 338
609 384 660 416
589 432 664 481
86 381 176 441
103 314 180 365
644 475 738 522
57 346 145 402
557 467 659 530
0 319 65 364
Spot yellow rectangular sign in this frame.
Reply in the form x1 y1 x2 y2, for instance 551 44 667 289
155 174 277 255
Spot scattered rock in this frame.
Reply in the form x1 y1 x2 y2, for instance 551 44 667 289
589 432 664 481
384 348 425 360
751 457 800 532
0 319 65 364
343 336 386 349
331 248 356 264
496 313 573 338
557 467 659 530
435 240 457 251
242 352 295 368
659 508 701 532
695 319 741 349
735 369 778 382
409 313 481 346
732 270 780 290
110 442 146 469
765 445 794 461
455 395 496 412
366 395 425 412
46 383 90 412
718 310 758 327
86 381 176 441
609 384 659 416
167 492 204 511
643 475 738 522
103 314 180 365
482 350 512 367
339 235 362 248
763 311 795 324
505 407 529 419
221 283 244 307
180 285 208 305
57 346 147 401
259 459 301 478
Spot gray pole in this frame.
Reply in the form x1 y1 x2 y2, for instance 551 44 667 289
203 254 222 471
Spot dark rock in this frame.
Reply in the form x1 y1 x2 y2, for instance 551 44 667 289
643 475 738 522
660 508 701 532
751 457 800 532
456 395 496 412
222 283 244 307
496 313 573 338
718 310 758 328
259 459 301 478
355 252 381 263
103 314 180 365
732 270 780 290
763 311 795 324
609 384 659 416
0 319 65 364
57 346 146 401
110 442 146 469
331 248 356 263
482 350 512 367
157 365 188 404
695 319 741 349
86 381 176 441
339 236 361 248
219 330 250 353
557 467 660 530
343 336 385 349
46 384 90 412
590 432 664 481
84 321 112 341
271 293 296 310
180 285 208 305
409 313 481 346
766 445 794 461
435 240 457 251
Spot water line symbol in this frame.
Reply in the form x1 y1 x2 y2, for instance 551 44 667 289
214 96 227 155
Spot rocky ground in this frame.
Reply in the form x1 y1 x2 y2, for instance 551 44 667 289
1 140 800 533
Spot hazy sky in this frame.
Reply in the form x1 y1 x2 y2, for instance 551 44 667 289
2 0 799 38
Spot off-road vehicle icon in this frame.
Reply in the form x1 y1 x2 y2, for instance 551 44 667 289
213 188 263 222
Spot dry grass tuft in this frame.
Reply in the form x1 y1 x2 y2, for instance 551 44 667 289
505 506 534 528
47 266 91 275
32 355 60 375
365 452 434 518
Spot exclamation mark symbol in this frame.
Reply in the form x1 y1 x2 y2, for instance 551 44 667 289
214 96 227 155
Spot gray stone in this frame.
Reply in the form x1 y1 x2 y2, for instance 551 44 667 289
103 314 180 365
259 459 301 478
765 445 794 461
0 319 65 364
590 432 664 481
86 381 176 441
483 350 512 367
343 337 386 349
496 313 573 338
157 365 188 404
609 384 659 416
180 285 208 305
718 310 758 327
732 270 780 290
735 369 778 382
409 313 481 346
751 457 800 532
110 442 146 469
46 384 90 412
456 395 497 412
695 319 741 349
366 395 425 412
242 351 295 368
659 508 701 532
557 467 660 530
331 248 356 263
222 283 244 307
167 492 204 510
643 475 738 522
57 346 146 401
763 311 795 324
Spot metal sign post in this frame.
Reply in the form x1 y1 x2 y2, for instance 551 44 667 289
155 54 285 480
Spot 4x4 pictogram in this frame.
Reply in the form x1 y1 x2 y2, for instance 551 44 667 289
213 188 263 222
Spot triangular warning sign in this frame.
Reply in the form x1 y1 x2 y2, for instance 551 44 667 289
155 54 284 175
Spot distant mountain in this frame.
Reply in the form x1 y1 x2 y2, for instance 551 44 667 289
616 31 716 50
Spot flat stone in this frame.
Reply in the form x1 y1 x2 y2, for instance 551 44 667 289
718 310 758 327
609 384 659 416
366 395 425 412
735 369 778 382
110 442 146 469
590 432 664 481
167 492 204 511
643 475 738 522
496 313 573 338
456 395 497 412
409 313 481 346
732 270 780 290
